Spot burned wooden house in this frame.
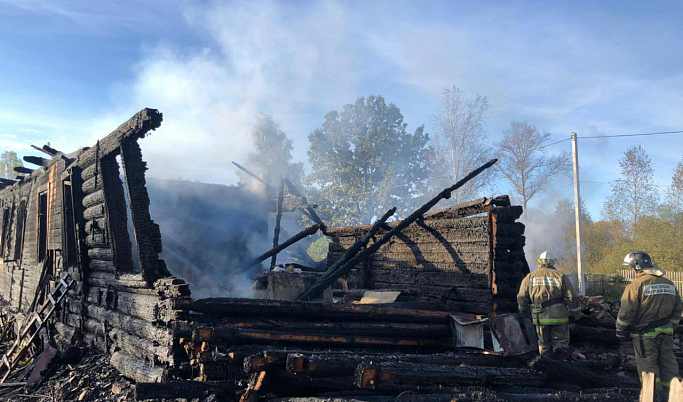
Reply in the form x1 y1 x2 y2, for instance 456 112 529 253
0 109 636 401
0 109 189 382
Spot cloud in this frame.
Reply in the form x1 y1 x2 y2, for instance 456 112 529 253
93 0 365 184
0 139 31 151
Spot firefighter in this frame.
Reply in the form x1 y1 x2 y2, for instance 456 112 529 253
517 251 582 356
616 251 682 391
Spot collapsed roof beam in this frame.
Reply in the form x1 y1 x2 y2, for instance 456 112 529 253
42 144 60 155
231 161 324 227
23 156 50 167
14 167 34 175
31 145 56 157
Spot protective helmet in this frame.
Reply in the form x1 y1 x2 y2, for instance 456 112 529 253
537 251 556 268
623 251 657 272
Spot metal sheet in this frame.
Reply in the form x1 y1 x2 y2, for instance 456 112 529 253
488 313 538 355
450 314 486 349
359 291 401 304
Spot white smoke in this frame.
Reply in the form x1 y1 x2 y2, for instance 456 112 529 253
90 0 359 185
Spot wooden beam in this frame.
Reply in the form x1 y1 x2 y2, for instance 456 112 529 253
23 156 49 168
298 207 395 301
282 178 325 227
14 167 34 175
669 377 683 402
135 380 240 400
270 180 285 268
0 179 17 185
30 145 55 156
187 298 452 324
42 144 60 155
246 224 322 270
232 161 273 189
641 371 655 402
239 371 268 402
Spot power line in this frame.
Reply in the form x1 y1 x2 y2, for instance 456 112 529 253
540 137 571 149
539 130 683 150
580 130 683 139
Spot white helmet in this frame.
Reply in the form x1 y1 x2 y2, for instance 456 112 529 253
537 251 556 268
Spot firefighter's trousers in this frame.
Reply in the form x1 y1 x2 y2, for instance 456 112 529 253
535 324 569 355
633 333 678 390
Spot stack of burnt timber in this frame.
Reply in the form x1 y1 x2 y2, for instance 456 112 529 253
154 297 642 402
325 196 528 315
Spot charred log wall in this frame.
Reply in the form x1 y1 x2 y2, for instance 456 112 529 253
0 109 191 383
325 199 528 315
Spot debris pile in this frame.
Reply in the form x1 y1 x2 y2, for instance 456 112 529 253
136 295 642 401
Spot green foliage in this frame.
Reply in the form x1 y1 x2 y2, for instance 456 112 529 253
238 114 304 188
307 95 432 226
556 153 683 276
307 235 331 262
0 151 23 179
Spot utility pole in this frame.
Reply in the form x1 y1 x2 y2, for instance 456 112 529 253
571 132 585 295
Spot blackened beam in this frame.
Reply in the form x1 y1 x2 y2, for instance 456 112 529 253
231 161 322 225
270 180 285 268
42 144 60 155
23 156 49 167
14 167 34 175
297 159 498 301
232 161 271 189
30 145 56 156
281 196 317 212
244 223 323 271
0 179 17 185
297 207 395 301
282 178 325 228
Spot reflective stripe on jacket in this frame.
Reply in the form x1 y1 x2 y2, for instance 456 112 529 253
616 268 683 337
517 266 582 325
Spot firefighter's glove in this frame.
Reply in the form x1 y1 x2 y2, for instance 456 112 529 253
616 330 630 341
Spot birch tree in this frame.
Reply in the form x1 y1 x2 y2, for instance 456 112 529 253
602 145 659 230
495 121 571 212
432 87 495 205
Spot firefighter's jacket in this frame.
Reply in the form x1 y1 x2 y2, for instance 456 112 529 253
517 266 582 325
616 268 683 338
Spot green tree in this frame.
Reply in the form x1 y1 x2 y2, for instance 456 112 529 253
663 160 683 218
495 121 571 212
602 145 659 230
0 151 23 179
238 114 304 188
307 95 432 226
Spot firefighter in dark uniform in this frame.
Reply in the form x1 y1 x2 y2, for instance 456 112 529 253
517 251 582 356
616 251 683 391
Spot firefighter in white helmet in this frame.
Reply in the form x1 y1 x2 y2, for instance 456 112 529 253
517 251 582 355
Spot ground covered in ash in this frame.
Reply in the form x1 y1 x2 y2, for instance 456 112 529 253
3 348 136 402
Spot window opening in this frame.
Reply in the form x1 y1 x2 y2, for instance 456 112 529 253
116 154 141 272
63 180 79 267
101 153 140 273
0 208 8 256
38 192 48 262
14 200 26 261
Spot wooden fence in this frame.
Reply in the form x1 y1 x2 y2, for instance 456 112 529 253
618 269 683 295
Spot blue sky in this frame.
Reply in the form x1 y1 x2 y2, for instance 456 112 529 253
1 0 682 218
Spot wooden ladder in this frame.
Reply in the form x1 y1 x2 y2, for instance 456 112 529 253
0 272 74 383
